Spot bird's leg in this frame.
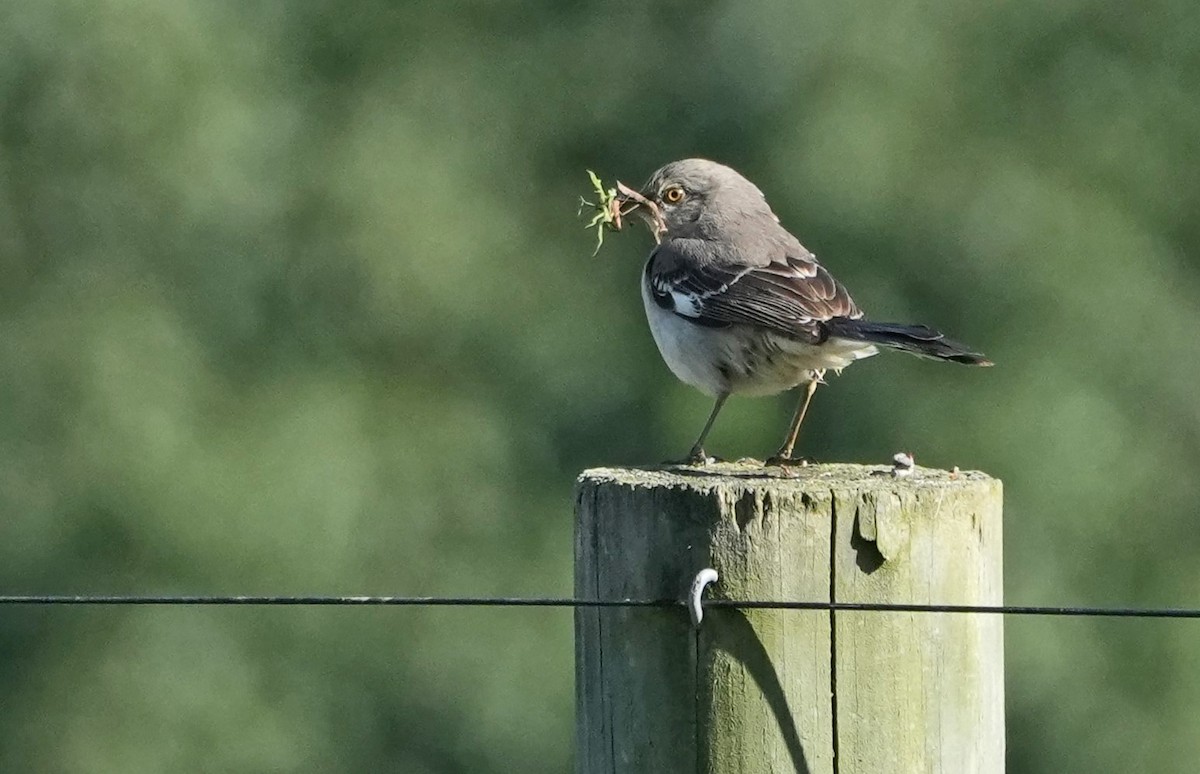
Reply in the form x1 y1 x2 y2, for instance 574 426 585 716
766 375 821 466
676 393 729 465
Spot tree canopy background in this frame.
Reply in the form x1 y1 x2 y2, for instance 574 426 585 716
2 2 1199 771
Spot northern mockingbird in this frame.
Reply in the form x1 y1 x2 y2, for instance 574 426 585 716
615 158 991 465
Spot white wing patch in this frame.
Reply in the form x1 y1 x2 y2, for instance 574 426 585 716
669 289 702 317
657 267 753 319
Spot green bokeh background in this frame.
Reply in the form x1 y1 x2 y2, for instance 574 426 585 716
2 2 1199 771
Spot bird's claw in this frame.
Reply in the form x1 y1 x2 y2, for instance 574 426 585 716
765 454 811 468
664 448 719 466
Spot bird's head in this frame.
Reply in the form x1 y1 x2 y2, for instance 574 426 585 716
617 158 777 242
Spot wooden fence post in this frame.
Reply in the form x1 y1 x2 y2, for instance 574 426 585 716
574 463 1003 773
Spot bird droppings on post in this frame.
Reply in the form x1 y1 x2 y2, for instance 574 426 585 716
584 462 991 491
892 451 915 478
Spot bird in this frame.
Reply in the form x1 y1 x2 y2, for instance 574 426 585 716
614 158 991 465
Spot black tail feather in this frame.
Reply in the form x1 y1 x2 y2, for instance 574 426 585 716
824 319 992 366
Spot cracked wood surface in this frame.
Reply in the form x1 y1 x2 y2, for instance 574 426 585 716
574 463 1003 774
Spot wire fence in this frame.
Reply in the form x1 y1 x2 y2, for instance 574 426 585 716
1 594 1199 618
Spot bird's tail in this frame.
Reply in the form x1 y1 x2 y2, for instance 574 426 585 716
824 318 993 366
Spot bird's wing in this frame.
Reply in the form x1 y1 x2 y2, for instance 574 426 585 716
645 239 862 342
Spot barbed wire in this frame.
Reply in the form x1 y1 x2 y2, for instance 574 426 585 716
0 594 1198 618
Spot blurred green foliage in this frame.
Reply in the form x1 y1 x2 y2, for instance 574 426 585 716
2 1 1200 771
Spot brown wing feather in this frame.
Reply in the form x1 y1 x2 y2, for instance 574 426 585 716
743 254 861 322
647 244 862 343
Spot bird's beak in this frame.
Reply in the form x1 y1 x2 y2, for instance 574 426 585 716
614 182 666 243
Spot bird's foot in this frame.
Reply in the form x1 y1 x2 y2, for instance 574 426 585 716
665 447 719 466
765 453 812 468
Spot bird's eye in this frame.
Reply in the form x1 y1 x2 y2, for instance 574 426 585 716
662 186 685 204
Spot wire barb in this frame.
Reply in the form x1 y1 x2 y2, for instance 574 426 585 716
688 569 720 628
